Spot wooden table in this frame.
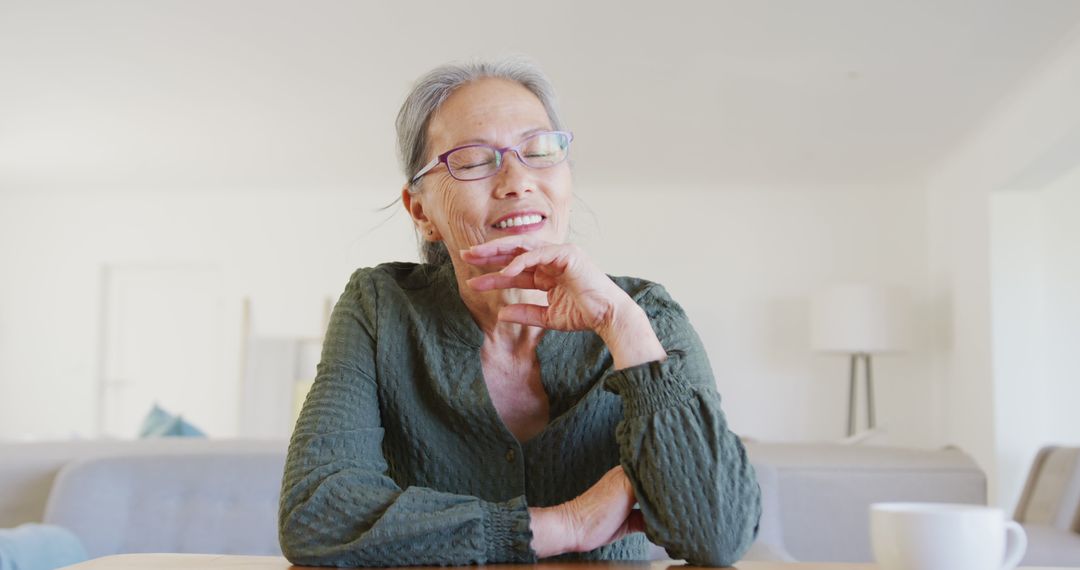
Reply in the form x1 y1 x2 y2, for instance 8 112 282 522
58 554 1074 570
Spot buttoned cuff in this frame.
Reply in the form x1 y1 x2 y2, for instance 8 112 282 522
482 496 537 563
604 349 696 417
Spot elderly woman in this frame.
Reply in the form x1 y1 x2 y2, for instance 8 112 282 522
277 58 761 567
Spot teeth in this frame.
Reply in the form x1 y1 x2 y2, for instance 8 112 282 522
495 214 543 229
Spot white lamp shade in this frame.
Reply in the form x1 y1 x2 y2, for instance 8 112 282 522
811 284 910 354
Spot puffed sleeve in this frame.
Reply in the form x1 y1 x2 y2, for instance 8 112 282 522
604 283 761 566
278 269 535 566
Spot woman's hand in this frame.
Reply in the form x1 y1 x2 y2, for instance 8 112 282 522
463 236 632 334
529 466 645 558
462 236 666 369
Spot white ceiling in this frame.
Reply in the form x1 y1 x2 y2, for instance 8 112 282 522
2 0 1080 191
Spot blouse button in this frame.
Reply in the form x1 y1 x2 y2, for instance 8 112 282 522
505 448 516 462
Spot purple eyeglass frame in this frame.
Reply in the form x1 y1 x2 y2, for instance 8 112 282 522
409 130 573 184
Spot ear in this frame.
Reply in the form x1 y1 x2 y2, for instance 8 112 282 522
401 185 441 241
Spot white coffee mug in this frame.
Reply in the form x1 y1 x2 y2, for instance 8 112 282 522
871 502 1027 570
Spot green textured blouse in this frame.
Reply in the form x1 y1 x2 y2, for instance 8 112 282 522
278 262 761 567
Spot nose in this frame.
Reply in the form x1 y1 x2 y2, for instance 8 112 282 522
491 150 534 199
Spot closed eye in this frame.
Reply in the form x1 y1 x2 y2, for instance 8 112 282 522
459 159 496 170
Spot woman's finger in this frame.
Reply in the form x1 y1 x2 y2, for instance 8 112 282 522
459 252 518 267
498 304 548 328
466 271 538 292
501 245 569 277
466 234 549 257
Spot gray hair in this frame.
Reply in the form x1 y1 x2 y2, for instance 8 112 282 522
395 56 565 265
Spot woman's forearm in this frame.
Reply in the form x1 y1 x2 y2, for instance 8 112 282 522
616 400 760 566
528 466 643 559
528 505 572 558
602 286 761 566
597 300 667 370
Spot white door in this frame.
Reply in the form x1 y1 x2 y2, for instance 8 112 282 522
99 263 240 438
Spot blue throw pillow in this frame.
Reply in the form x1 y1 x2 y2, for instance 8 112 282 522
0 524 87 570
138 403 206 438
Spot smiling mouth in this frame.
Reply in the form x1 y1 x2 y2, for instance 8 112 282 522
492 214 546 229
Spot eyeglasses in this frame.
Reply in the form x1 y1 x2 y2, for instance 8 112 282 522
410 130 573 184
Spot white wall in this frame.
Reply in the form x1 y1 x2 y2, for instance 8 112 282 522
990 164 1080 513
0 181 935 444
927 23 1080 505
9 0 1079 470
989 191 1048 513
1041 178 1080 445
574 183 935 445
0 188 414 438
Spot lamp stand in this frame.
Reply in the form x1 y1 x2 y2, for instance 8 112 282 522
846 352 875 436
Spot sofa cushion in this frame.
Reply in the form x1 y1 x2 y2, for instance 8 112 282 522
0 439 286 529
744 462 796 562
42 452 284 558
1015 446 1080 531
1020 523 1080 567
744 443 986 563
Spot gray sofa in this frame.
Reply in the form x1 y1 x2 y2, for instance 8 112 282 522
0 438 986 563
